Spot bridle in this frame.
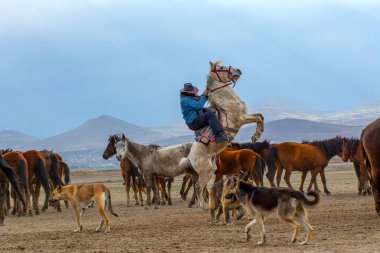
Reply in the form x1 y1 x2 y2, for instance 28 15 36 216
209 65 238 92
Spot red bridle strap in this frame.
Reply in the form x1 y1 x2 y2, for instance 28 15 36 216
209 65 237 92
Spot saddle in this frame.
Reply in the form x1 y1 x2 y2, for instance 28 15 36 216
194 126 217 145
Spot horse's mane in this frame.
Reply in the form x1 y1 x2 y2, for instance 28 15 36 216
347 138 359 154
302 137 343 159
236 140 270 153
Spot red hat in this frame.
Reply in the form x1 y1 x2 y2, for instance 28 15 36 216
180 83 199 94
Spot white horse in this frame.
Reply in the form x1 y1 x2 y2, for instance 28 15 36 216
113 134 198 209
179 60 264 209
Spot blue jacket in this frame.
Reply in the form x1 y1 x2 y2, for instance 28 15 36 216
180 94 208 124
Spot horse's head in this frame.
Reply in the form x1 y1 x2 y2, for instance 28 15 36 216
103 135 118 160
340 137 350 162
208 60 242 85
114 134 128 161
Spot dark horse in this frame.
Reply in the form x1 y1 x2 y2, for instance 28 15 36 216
0 153 27 225
360 118 380 215
267 137 343 194
341 137 371 196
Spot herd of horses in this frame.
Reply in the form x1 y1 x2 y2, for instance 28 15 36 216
0 148 70 225
1 60 379 244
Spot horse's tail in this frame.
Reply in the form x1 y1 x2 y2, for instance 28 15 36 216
360 130 371 172
51 155 60 186
266 146 278 183
254 154 265 186
292 190 320 207
106 188 119 217
61 162 71 185
36 158 50 197
0 155 26 207
17 159 27 191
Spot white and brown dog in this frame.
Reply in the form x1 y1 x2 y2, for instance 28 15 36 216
225 178 319 246
49 184 118 233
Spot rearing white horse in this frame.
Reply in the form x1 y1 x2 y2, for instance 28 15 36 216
179 60 264 209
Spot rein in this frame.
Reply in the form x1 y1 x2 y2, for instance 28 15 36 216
209 65 236 92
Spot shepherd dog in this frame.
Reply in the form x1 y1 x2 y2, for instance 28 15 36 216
225 178 320 246
48 184 118 233
209 177 251 225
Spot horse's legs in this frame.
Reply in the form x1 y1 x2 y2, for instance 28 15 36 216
124 173 131 206
143 174 154 209
5 184 10 214
307 168 321 193
283 168 294 189
243 113 264 143
35 183 42 214
30 183 39 215
299 172 307 193
319 169 330 195
180 174 191 200
167 178 172 205
195 166 213 209
0 186 4 226
184 177 193 200
11 187 17 215
354 163 363 195
151 176 160 209
131 175 139 205
137 175 144 206
276 166 284 187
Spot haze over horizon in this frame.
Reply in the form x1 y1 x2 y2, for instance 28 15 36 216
1 0 379 138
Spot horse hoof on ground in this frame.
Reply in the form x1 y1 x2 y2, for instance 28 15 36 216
17 213 22 217
325 191 331 196
168 201 172 206
181 195 187 201
153 206 159 210
135 202 139 206
35 210 40 215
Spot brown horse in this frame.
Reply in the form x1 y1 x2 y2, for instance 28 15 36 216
267 137 343 194
2 150 31 216
21 150 51 215
103 135 172 206
360 118 380 215
0 152 27 225
341 137 371 196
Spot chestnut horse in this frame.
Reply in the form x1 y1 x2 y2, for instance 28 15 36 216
360 118 380 215
341 137 371 196
267 137 343 194
0 153 27 225
2 150 31 216
22 150 51 215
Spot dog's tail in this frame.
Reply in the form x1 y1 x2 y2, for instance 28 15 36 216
106 188 119 217
292 191 320 207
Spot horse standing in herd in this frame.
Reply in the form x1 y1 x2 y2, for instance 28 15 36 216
266 137 343 194
179 60 264 209
360 118 380 215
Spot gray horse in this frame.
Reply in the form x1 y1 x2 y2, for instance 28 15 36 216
114 134 197 209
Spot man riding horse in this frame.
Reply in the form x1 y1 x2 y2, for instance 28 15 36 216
180 83 228 142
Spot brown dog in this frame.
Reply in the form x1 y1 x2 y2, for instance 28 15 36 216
49 184 118 233
225 179 319 245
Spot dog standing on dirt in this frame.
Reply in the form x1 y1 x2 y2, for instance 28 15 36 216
225 178 319 246
48 183 118 233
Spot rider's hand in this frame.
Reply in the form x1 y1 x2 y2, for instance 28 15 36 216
203 89 209 96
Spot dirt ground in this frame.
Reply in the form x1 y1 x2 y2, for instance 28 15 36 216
1 166 379 253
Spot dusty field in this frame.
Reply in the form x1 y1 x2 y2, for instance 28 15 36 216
1 167 380 253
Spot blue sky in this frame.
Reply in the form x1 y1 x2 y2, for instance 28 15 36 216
1 0 379 138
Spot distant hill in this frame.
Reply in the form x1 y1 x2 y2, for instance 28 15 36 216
0 115 366 168
0 130 37 148
24 115 165 152
234 118 363 143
